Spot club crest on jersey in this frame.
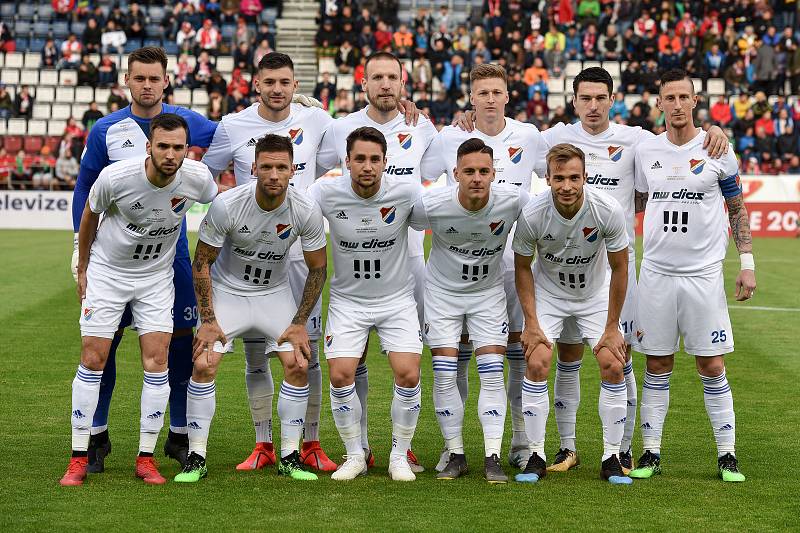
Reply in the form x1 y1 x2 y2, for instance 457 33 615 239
636 329 644 343
325 335 333 347
170 196 187 213
508 146 523 164
690 158 705 175
380 206 396 224
83 308 93 321
288 128 303 145
398 133 412 150
582 226 599 242
490 220 505 235
276 223 292 240
607 145 623 162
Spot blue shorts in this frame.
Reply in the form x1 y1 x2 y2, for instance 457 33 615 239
118 222 197 331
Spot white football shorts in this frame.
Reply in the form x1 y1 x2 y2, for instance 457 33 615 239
424 286 509 350
535 286 611 350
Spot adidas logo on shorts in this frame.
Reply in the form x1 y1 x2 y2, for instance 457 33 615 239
543 233 555 241
446 226 458 234
651 161 662 169
246 137 258 147
335 210 348 220
130 201 144 210
121 139 134 148
238 225 250 234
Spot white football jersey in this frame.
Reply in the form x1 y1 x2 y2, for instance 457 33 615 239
198 182 326 296
542 122 652 250
316 106 438 257
635 130 739 275
513 186 628 300
419 118 548 190
202 103 333 190
309 175 422 307
88 157 217 280
410 184 528 296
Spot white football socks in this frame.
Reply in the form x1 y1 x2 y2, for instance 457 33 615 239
244 338 273 444
621 358 638 454
505 342 528 449
640 370 672 455
432 356 465 454
390 382 421 461
303 342 322 443
140 370 170 454
71 364 102 451
330 383 362 456
278 381 309 458
186 379 216 458
599 381 627 461
476 353 506 457
355 363 369 450
522 377 549 461
456 343 471 406
700 370 736 457
554 357 581 452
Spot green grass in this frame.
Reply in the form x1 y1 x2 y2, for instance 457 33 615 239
2 230 798 532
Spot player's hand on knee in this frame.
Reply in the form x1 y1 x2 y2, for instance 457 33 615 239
278 324 311 369
593 326 626 365
452 110 476 132
735 270 757 301
521 325 552 360
193 321 226 361
71 233 79 283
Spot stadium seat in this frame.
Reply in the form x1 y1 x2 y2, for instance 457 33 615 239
95 88 111 103
185 56 197 69
0 69 20 85
0 3 14 19
59 70 78 86
23 52 40 69
72 21 86 36
24 135 44 153
51 103 71 120
548 94 566 110
192 90 209 106
337 74 354 91
47 120 66 136
28 38 45 54
20 69 39 86
692 78 703 94
39 70 58 85
624 94 640 108
707 79 725 96
88 53 100 65
603 62 621 77
55 87 75 103
191 106 207 116
38 4 54 21
148 5 165 20
4 135 23 153
37 87 55 103
173 89 192 106
14 21 32 37
5 52 24 69
17 3 35 20
52 21 70 39
216 56 234 74
32 103 52 120
72 104 88 119
163 41 179 55
565 61 582 77
27 120 47 136
33 22 51 38
45 136 61 154
75 87 95 104
8 119 28 136
583 61 601 70
547 78 565 94
0 120 7 136
318 58 336 75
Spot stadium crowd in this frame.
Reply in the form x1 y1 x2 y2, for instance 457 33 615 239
3 0 800 188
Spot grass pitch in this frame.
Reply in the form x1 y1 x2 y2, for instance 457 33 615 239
1 230 798 532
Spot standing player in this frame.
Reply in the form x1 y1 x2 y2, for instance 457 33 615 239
316 51 437 470
309 127 423 482
61 114 217 486
629 69 754 482
513 143 632 485
176 135 327 482
421 63 548 470
70 47 219 472
201 52 338 471
539 67 730 473
410 138 529 484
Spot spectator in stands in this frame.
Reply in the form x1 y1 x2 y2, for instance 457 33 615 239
13 86 33 119
414 7 433 34
564 25 581 60
82 18 103 54
207 70 228 96
525 90 548 119
196 19 222 56
235 17 253 48
207 90 227 121
333 88 354 117
777 123 796 160
108 4 128 30
393 23 414 58
193 50 215 88
705 43 726 78
353 56 366 87
77 55 99 87
711 96 733 126
234 42 254 72
724 57 747 94
227 68 250 97
335 40 359 73
609 91 629 121
359 24 377 53
577 0 601 25
173 55 193 88
314 72 337 101
253 38 273 69
102 20 128 56
0 146 13 189
487 25 508 59
471 40 491 65
787 155 800 174
53 0 75 19
176 21 197 54
317 86 332 113
414 25 429 56
240 0 263 24
0 84 12 120
441 54 464 97
55 147 79 190
0 21 14 54
430 91 454 125
82 101 104 132
31 146 55 191
524 57 548 97
41 38 59 69
11 150 28 189
205 0 222 22
433 4 455 33
659 44 682 70
753 38 779 95
374 20 393 51
598 24 623 61
226 87 249 113
59 34 83 69
453 25 471 55
737 126 756 156
96 55 118 87
316 19 338 57
339 21 358 50
126 2 146 43
545 41 567 77
107 82 129 110
755 110 776 136
751 91 771 118
256 23 276 50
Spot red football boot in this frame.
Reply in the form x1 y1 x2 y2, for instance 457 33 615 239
300 441 338 471
407 449 425 473
236 442 276 471
135 456 166 485
60 457 89 486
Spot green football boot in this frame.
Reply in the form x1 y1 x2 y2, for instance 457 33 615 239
278 451 319 481
718 453 745 482
628 450 661 479
174 452 208 483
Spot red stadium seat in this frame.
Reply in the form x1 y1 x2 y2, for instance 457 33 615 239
24 135 44 154
3 135 23 154
46 136 62 155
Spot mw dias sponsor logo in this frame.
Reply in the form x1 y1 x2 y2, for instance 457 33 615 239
288 128 303 145
83 308 94 321
384 164 414 176
490 220 505 235
380 206 396 224
276 223 292 240
652 189 705 201
508 146 523 164
583 226 599 242
340 238 396 249
171 196 187 213
608 145 623 162
690 158 705 175
125 222 181 237
587 174 619 186
398 132 412 150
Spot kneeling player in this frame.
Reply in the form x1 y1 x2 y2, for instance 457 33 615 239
411 138 529 484
61 114 217 486
178 135 327 482
513 143 632 485
310 127 423 482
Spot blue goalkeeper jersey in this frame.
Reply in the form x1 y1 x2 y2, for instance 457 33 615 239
72 103 218 258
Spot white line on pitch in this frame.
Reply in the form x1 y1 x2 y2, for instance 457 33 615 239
729 305 800 312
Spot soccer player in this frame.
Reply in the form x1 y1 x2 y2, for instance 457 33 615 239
176 134 327 482
410 138 529 484
539 67 730 474
629 69 755 482
70 46 219 472
316 51 436 471
201 52 338 472
309 127 423 482
61 114 218 486
421 63 548 471
513 143 632 485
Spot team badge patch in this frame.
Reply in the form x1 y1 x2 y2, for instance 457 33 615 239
325 335 333 347
398 133 412 150
490 220 505 235
380 206 396 224
170 196 187 213
288 128 303 145
276 223 292 240
636 329 644 343
508 146 523 164
83 308 93 321
582 226 599 242
607 145 623 162
690 158 705 175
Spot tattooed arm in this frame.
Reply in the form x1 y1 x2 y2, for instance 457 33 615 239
634 190 648 213
725 193 757 301
192 240 226 360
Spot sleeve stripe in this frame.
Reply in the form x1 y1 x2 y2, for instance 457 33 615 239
719 174 742 198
